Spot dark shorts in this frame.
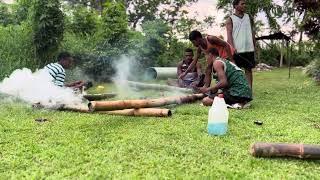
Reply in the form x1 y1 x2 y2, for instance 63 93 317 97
234 52 256 69
207 92 252 105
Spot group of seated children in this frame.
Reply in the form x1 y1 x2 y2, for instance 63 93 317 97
173 30 252 108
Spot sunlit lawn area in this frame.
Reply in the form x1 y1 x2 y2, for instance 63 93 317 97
0 68 320 179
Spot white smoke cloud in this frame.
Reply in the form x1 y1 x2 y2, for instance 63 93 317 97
0 68 83 108
112 55 140 98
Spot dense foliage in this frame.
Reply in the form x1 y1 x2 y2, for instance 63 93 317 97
32 0 64 67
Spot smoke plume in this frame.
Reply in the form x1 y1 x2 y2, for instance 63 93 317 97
0 68 83 108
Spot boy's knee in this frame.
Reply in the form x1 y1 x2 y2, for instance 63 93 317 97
202 97 213 106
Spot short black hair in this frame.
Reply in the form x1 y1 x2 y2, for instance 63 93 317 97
233 0 241 7
208 48 219 57
189 30 202 41
185 48 193 54
57 52 72 61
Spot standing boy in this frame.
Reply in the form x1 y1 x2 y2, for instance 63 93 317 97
226 0 256 88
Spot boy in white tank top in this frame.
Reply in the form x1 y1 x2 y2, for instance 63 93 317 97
226 0 256 89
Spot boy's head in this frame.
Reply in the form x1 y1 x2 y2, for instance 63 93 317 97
189 30 202 47
233 0 246 12
208 48 219 60
184 48 194 61
58 52 74 69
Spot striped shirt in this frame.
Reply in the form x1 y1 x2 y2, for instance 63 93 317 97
44 63 66 87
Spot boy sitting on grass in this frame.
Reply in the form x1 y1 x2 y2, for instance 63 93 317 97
198 48 252 108
44 52 85 90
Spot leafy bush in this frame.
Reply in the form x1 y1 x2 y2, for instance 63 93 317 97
0 3 14 26
0 23 36 80
304 58 320 77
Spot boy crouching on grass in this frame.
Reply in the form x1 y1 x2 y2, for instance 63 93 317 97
198 48 252 108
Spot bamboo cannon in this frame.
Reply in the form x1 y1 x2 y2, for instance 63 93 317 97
60 105 172 117
88 93 205 111
127 80 193 93
144 67 177 80
250 142 320 159
83 93 117 101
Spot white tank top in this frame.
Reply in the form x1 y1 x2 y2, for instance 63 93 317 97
230 13 254 53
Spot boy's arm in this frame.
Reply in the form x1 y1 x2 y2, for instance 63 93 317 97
250 15 256 52
177 61 183 77
196 62 202 77
65 80 85 88
208 36 234 62
204 58 213 87
179 48 202 79
226 17 235 50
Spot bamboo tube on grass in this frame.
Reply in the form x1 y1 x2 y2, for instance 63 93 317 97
101 108 171 117
88 93 205 111
250 142 320 159
127 81 193 93
61 106 171 117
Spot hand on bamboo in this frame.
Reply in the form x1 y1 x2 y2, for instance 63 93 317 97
199 87 210 94
178 72 186 79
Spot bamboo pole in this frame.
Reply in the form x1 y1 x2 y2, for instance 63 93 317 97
83 93 117 101
89 93 205 111
144 67 177 80
101 108 172 117
250 142 320 159
127 81 193 93
60 106 172 117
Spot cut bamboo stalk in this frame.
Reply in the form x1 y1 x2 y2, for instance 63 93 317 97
83 93 117 101
250 142 320 159
127 80 193 93
88 93 205 111
144 67 177 80
101 108 172 117
60 106 171 117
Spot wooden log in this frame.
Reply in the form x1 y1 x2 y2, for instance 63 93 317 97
89 93 205 111
250 142 320 159
60 106 171 117
127 80 193 94
83 93 117 101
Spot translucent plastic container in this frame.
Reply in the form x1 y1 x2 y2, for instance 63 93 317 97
207 94 229 135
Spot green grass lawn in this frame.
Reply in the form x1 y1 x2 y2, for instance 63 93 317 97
1 68 320 179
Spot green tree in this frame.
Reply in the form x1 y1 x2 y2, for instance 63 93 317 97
126 0 198 29
101 1 128 44
32 0 64 66
66 5 98 35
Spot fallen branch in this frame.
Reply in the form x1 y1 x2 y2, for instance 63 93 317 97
88 93 205 111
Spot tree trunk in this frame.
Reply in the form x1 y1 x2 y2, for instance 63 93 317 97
279 38 284 67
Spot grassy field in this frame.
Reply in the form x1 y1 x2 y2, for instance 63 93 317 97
0 68 320 179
